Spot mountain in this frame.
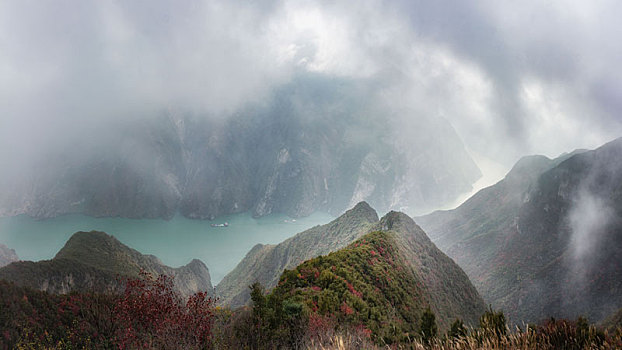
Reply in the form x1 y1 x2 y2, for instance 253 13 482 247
417 138 622 323
216 201 379 307
216 202 485 329
0 75 480 220
0 244 18 267
0 231 213 297
268 213 485 343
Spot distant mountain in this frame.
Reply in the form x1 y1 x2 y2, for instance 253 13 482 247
0 231 213 297
216 201 379 307
0 75 480 220
269 213 485 341
0 244 18 267
418 138 622 323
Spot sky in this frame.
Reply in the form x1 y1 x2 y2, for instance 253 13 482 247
1 0 622 184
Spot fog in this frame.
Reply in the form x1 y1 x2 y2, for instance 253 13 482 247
567 187 613 280
2 0 622 190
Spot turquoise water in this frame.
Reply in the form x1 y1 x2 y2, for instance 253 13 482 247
0 212 333 284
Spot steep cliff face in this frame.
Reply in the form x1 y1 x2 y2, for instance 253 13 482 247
216 201 379 307
0 76 480 220
0 231 213 297
0 244 18 267
418 138 622 323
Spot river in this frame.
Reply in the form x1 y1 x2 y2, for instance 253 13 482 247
0 212 334 284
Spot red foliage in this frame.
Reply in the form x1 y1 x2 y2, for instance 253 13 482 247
340 302 354 316
355 324 373 338
346 282 363 299
307 313 335 340
114 271 215 350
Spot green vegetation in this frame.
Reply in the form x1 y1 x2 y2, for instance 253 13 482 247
270 230 427 344
2 270 621 349
216 201 379 307
419 307 438 344
221 226 481 347
448 319 467 339
479 306 507 338
0 231 212 297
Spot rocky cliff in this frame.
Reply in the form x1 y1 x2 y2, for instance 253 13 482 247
0 75 480 220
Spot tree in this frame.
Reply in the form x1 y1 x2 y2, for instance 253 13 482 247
448 318 467 339
479 305 506 338
419 307 437 344
114 271 215 350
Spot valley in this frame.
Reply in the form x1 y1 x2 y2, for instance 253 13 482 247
0 211 332 284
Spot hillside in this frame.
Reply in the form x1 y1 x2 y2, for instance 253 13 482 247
269 223 485 344
370 212 485 328
215 202 379 306
0 231 213 297
418 138 622 323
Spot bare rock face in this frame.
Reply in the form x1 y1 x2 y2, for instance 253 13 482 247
0 75 480 221
0 244 18 268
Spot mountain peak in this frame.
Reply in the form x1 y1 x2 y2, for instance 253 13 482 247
343 201 379 223
505 155 553 182
377 210 424 236
0 230 213 297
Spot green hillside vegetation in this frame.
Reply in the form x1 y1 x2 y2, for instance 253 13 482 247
376 212 485 329
241 216 486 346
216 201 379 306
0 231 212 297
272 230 426 344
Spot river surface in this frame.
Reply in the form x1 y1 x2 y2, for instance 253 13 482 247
0 212 333 284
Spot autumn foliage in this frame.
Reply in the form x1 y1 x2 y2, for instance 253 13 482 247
114 271 215 349
0 272 215 349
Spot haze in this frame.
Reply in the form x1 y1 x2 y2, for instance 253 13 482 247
2 0 622 193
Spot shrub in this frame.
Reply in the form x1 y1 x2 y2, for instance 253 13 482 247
114 271 215 350
479 306 506 338
419 307 438 344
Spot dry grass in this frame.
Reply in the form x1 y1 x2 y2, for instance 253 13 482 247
305 327 622 350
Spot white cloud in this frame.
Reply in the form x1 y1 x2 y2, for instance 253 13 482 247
1 0 622 180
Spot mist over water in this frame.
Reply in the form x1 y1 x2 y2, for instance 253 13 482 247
0 211 333 284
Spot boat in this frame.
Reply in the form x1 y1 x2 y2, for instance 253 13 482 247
211 222 229 227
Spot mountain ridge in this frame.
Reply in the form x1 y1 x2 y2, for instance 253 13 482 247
215 201 379 306
417 137 622 323
0 231 213 297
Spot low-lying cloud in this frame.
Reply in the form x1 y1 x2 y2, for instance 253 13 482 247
2 0 622 181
